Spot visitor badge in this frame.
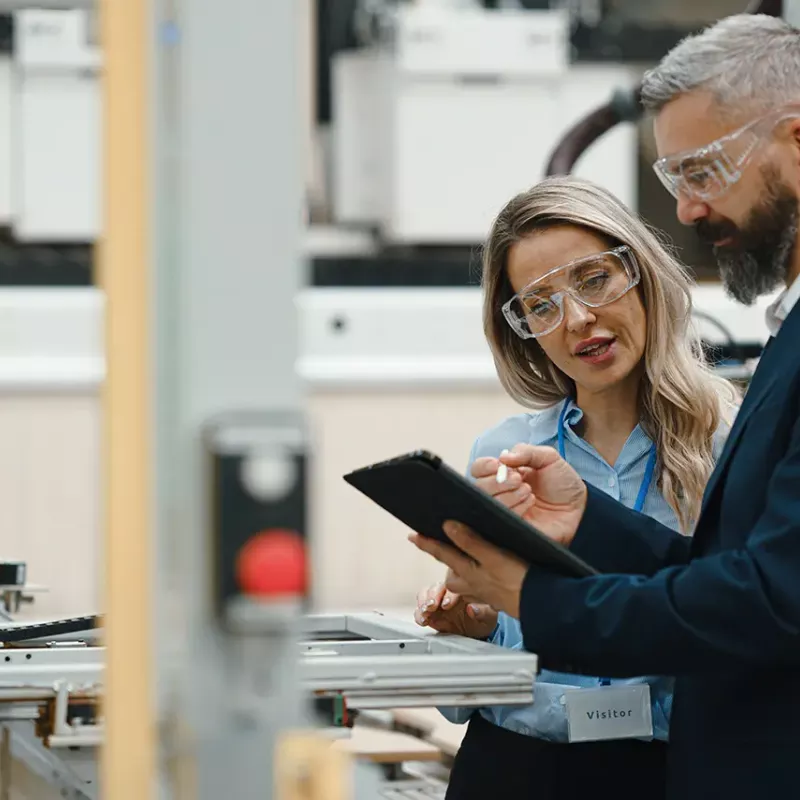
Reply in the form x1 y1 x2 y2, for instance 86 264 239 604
564 684 653 743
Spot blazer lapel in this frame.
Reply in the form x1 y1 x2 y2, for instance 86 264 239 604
698 300 800 516
699 373 778 511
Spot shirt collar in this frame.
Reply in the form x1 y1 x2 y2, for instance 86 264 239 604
558 396 653 464
766 273 800 336
562 395 583 427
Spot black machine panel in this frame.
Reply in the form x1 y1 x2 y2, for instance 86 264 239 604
205 413 308 626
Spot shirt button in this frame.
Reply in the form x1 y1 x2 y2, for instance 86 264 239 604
608 476 616 488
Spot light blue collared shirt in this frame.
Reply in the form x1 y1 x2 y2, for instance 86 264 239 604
439 398 727 743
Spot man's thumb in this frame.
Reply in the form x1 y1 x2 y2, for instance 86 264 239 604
504 444 560 470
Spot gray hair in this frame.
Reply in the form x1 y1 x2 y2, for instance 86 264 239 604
640 14 800 119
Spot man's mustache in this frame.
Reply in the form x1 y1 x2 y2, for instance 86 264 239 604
695 219 739 246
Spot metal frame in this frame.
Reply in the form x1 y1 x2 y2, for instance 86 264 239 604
2 722 98 799
0 648 103 749
145 2 310 796
0 609 532 798
302 612 537 709
0 646 102 798
0 616 101 645
0 612 537 717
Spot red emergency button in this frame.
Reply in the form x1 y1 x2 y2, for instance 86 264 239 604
235 529 307 597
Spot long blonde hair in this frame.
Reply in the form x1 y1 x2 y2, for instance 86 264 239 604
482 175 738 532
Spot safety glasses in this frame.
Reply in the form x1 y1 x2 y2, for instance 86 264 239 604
501 245 640 340
653 104 800 202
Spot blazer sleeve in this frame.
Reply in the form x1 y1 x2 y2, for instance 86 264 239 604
569 486 692 575
519 414 800 677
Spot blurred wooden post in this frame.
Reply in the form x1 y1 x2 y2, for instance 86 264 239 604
97 0 155 796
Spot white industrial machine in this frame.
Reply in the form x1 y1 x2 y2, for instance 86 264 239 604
0 0 777 354
331 4 640 244
0 8 99 241
0 4 639 247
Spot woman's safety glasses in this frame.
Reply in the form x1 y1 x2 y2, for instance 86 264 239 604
502 245 640 340
652 105 800 202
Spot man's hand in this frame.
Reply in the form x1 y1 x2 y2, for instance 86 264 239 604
414 573 498 639
473 444 587 547
409 523 528 618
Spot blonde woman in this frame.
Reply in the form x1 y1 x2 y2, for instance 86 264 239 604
414 176 738 800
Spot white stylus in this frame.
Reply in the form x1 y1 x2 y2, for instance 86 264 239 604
496 449 509 484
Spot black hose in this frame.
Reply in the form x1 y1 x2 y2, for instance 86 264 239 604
544 0 784 176
545 85 643 176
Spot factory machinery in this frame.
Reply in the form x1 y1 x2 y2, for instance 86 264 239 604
0 612 536 798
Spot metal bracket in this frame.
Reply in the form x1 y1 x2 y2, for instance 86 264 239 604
48 680 103 748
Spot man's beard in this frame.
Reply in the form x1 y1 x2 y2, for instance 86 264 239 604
695 168 799 306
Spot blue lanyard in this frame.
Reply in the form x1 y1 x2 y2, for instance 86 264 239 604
557 400 657 514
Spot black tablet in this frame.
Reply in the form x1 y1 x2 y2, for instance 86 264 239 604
343 449 598 579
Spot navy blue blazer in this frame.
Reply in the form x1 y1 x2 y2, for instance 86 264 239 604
518 299 800 800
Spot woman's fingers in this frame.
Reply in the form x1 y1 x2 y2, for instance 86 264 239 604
415 582 447 625
413 580 468 630
415 583 440 611
440 589 461 610
466 603 494 623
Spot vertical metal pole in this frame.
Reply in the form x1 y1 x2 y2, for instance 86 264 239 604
97 0 156 797
150 0 308 796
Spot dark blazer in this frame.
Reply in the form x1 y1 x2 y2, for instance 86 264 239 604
518 299 800 800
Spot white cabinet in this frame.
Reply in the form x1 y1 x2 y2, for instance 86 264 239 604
12 10 101 242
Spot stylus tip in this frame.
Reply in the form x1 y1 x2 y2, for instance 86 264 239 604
496 464 508 484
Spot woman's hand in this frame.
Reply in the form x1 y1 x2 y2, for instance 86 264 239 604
472 444 587 547
414 573 498 639
410 525 527 618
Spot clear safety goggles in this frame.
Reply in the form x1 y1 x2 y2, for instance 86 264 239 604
501 245 640 340
652 105 800 202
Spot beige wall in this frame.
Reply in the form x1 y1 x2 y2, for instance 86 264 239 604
308 388 523 612
0 382 522 620
0 392 101 619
